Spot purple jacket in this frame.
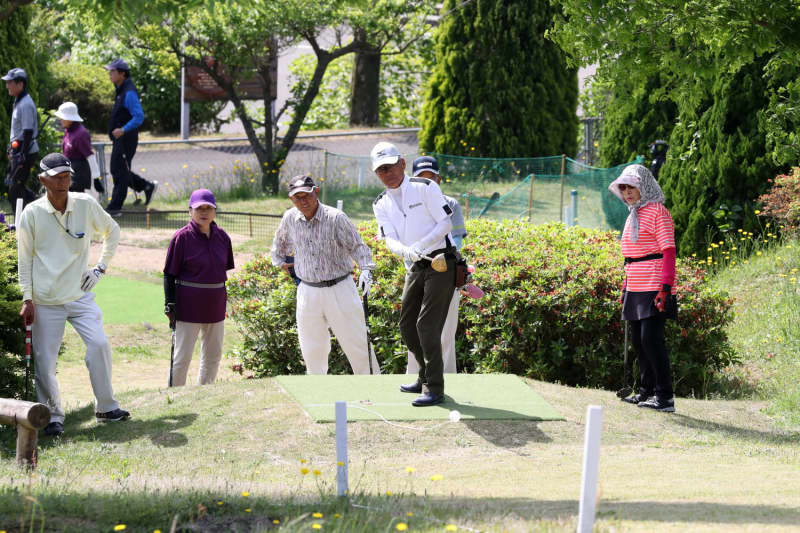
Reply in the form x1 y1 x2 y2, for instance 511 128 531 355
62 123 93 161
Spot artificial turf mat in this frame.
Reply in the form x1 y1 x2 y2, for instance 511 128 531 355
93 275 164 325
275 373 563 422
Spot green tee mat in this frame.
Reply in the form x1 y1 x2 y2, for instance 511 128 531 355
93 275 164 325
275 374 563 422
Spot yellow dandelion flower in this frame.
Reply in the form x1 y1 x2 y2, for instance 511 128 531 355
396 523 408 531
154 530 162 533
738 228 743 232
250 178 255 183
300 459 307 463
718 241 723 245
692 253 697 257
301 467 310 475
407 512 414 517
707 247 712 252
334 513 341 518
313 512 323 518
731 246 737 251
337 461 344 466
245 508 252 512
140 168 146 172
757 251 762 256
183 164 188 168
242 491 250 497
754 209 761 214
114 526 127 532
312 469 321 476
217 501 224 506
312 525 322 530
405 466 416 473
386 490 393 496
430 474 444 481
445 525 458 532
273 519 280 524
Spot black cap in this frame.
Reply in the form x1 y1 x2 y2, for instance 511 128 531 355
105 59 130 72
40 153 73 176
288 175 316 197
412 156 439 177
1 68 27 81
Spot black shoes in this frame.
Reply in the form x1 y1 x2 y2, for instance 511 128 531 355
400 381 423 394
144 181 158 206
412 392 444 407
621 392 652 405
638 396 675 413
43 421 64 437
96 408 131 422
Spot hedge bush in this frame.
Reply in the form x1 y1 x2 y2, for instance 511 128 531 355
0 230 26 400
45 62 112 133
228 219 736 397
758 167 800 237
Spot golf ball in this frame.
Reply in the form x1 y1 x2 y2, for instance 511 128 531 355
449 410 461 423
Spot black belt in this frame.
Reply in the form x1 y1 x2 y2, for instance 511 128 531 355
301 274 349 288
624 253 663 265
414 247 458 269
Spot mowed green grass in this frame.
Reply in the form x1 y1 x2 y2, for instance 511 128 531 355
93 275 164 325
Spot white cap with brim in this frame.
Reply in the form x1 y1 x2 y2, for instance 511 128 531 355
370 142 401 171
54 102 83 122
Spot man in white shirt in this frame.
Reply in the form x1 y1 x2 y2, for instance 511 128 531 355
371 142 456 406
270 175 379 375
17 153 129 437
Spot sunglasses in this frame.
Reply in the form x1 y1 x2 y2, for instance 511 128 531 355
618 184 637 191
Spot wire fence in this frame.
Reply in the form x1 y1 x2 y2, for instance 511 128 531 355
107 210 283 240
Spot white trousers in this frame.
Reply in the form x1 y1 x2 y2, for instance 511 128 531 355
170 320 225 387
32 292 119 423
296 277 380 375
407 289 459 375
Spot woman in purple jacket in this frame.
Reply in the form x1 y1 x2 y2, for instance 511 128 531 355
55 101 94 193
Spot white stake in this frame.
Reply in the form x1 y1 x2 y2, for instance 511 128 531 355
335 401 348 496
577 405 603 533
336 199 344 212
15 198 24 220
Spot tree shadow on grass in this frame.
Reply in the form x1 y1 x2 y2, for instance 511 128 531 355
440 396 554 447
669 413 800 445
35 403 198 449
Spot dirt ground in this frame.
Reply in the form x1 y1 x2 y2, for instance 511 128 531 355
90 228 256 276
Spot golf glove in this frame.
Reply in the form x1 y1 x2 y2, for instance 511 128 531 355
403 245 423 263
358 270 373 294
80 265 105 292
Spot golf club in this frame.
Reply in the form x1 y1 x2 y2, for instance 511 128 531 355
362 293 374 375
25 325 31 401
420 252 448 272
616 321 634 398
168 320 176 387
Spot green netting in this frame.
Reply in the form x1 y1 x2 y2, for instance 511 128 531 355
320 150 643 232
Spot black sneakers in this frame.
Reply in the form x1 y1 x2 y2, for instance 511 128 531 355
638 396 675 413
96 408 131 422
144 181 158 206
621 392 652 405
43 421 64 437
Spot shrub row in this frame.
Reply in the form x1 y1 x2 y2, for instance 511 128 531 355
228 219 736 397
0 230 26 400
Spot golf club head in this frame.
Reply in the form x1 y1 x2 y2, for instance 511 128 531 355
430 253 448 272
616 386 633 399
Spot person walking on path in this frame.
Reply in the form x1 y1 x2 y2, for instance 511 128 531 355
270 175 379 375
609 164 677 413
17 153 130 437
163 189 234 386
103 59 157 215
55 101 94 193
4 67 39 217
371 142 456 407
406 155 466 376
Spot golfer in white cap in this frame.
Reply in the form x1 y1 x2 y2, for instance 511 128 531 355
371 142 456 406
54 101 95 193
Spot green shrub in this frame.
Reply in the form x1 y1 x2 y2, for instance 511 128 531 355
0 230 26 400
228 219 736 397
45 62 111 133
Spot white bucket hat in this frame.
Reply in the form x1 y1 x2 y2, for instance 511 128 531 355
54 101 83 122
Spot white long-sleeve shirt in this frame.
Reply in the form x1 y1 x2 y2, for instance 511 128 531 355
17 192 119 305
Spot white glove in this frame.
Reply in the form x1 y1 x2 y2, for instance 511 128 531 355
80 265 104 292
358 270 373 294
403 245 422 263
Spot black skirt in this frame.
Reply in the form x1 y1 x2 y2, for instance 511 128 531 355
622 290 677 321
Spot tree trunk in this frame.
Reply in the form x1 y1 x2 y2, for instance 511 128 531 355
349 29 381 127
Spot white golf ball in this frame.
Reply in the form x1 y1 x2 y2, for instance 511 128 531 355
449 410 461 423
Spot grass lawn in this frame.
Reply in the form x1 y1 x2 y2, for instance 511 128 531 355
94 275 165 325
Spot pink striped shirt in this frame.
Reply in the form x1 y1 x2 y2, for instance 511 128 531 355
621 203 676 293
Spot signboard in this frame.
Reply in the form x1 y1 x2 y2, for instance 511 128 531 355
183 56 277 102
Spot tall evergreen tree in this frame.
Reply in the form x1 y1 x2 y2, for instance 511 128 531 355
419 0 578 157
660 56 795 255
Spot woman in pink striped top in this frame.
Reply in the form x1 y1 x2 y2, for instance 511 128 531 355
609 164 676 412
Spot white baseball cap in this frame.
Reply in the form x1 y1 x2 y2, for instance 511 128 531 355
370 142 402 171
54 102 83 122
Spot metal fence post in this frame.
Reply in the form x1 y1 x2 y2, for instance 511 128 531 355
559 154 566 223
570 189 578 226
527 173 535 222
249 213 253 238
322 150 328 205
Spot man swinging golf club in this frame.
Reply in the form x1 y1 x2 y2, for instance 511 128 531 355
17 153 130 437
371 142 456 407
270 175 380 375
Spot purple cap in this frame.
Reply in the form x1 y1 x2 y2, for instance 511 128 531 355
189 189 217 209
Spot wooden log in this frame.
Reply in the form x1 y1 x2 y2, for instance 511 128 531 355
0 399 50 430
0 398 51 468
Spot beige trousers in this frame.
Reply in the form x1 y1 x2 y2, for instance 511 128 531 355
170 320 225 386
